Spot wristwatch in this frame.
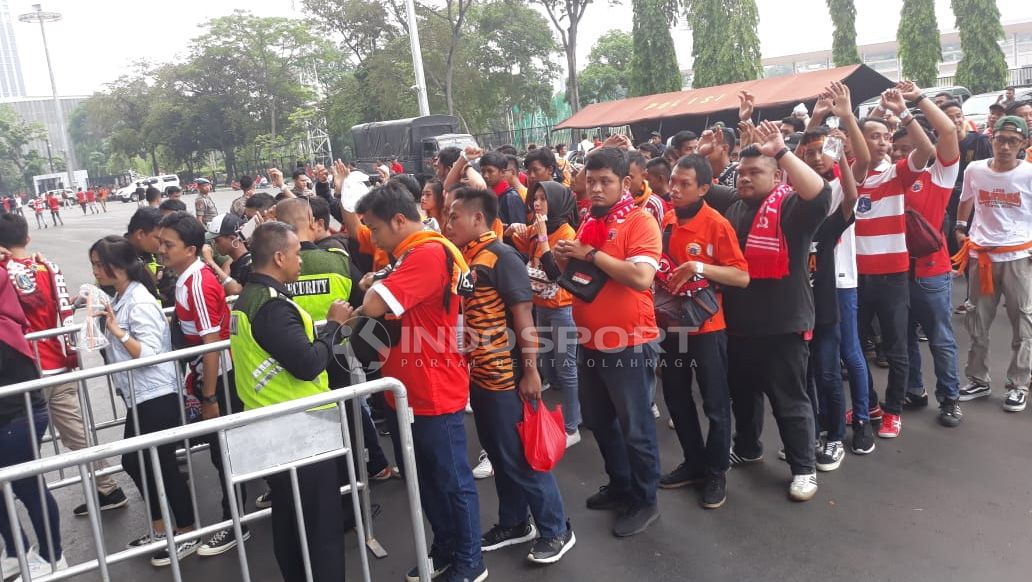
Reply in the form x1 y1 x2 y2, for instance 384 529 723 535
201 394 219 405
586 248 600 263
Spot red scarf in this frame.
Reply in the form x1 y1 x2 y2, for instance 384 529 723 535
744 183 793 280
493 180 511 197
577 193 636 249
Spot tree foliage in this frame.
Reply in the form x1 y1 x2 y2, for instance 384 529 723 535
578 31 633 104
686 0 761 89
0 104 46 191
530 0 598 111
827 0 861 66
897 0 941 87
629 0 682 97
950 0 1008 93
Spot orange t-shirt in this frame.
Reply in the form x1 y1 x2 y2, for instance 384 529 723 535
660 203 748 335
511 223 576 309
572 208 662 350
356 224 391 271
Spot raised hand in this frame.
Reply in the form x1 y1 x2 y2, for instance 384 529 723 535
331 158 349 187
268 168 284 189
755 120 788 158
828 81 854 118
880 88 907 115
738 90 755 122
697 130 716 157
897 80 923 103
464 145 484 160
602 134 632 150
812 95 833 121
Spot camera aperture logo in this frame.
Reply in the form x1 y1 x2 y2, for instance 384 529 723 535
330 317 394 375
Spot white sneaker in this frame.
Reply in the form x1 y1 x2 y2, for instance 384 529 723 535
1003 387 1028 412
788 473 818 502
472 451 494 479
2 548 19 579
465 399 473 414
565 430 581 448
651 403 660 419
11 548 67 582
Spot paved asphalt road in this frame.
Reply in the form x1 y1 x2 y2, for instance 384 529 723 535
13 189 1032 582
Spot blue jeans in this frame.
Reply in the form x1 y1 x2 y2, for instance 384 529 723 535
837 288 871 421
404 411 483 574
535 306 581 433
908 273 961 402
578 344 660 507
811 322 846 441
659 331 731 476
0 409 63 562
470 386 568 538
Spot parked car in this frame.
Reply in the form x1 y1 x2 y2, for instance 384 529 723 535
44 188 76 207
140 175 181 196
963 88 1032 131
112 182 144 203
856 85 972 118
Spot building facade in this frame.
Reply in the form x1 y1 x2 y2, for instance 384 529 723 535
0 0 25 98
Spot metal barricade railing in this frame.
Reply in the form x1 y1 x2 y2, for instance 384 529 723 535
0 337 399 578
0 371 430 582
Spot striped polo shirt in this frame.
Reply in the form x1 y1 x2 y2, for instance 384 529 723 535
855 158 921 275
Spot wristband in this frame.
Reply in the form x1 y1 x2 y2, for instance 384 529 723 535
119 332 132 344
913 94 927 105
899 109 913 120
586 248 600 263
201 394 218 405
537 235 548 243
695 261 705 275
221 276 236 287
461 152 469 162
901 115 916 127
954 220 968 229
774 147 790 161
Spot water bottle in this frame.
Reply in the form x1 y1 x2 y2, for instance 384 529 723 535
822 116 843 161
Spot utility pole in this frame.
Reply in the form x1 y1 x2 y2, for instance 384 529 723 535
405 0 430 116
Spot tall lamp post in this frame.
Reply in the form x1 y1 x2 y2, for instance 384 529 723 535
18 3 77 185
404 0 430 116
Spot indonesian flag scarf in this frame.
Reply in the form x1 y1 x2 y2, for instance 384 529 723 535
744 183 793 280
577 193 636 249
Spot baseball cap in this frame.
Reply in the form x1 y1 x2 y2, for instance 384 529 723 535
205 213 243 241
195 178 211 185
650 131 662 138
994 115 1028 137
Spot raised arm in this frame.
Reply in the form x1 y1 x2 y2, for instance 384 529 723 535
755 120 826 201
827 81 870 182
883 86 935 170
899 80 959 163
332 159 363 241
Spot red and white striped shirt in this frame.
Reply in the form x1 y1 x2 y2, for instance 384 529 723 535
174 259 232 377
855 158 922 275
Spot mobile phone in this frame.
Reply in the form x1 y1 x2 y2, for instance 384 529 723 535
237 216 259 240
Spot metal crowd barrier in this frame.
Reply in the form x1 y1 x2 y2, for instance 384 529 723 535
0 368 430 582
3 335 399 576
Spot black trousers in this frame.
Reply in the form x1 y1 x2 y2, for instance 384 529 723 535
728 333 816 475
268 459 346 582
660 330 732 477
858 273 910 414
201 374 247 520
122 393 194 526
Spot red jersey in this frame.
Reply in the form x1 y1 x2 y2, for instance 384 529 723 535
3 256 77 374
86 190 96 202
173 260 231 378
33 198 44 213
371 242 469 416
855 158 921 275
47 196 60 211
76 191 86 203
906 155 959 279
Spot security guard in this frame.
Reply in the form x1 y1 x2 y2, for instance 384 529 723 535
230 220 350 582
274 198 398 483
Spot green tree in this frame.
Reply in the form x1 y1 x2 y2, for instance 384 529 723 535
827 0 862 66
686 0 761 88
950 0 1008 93
629 0 681 97
0 104 48 191
531 0 601 111
897 0 941 86
578 30 633 104
301 0 406 67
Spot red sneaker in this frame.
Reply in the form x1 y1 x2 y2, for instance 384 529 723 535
877 413 901 438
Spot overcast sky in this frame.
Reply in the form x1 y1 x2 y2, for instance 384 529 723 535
8 0 1032 97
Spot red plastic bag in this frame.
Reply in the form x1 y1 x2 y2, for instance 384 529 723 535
517 399 566 472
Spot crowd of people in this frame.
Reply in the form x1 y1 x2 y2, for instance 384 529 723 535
0 78 1030 582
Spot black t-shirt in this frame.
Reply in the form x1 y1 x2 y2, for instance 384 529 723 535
723 184 832 336
706 184 739 216
809 210 853 326
229 252 253 286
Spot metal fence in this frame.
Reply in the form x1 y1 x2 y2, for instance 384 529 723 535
0 344 429 582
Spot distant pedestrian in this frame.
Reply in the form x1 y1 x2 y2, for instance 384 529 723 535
76 188 87 215
46 193 63 226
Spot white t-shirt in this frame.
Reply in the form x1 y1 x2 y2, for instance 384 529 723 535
825 178 859 289
579 139 594 154
959 159 1032 262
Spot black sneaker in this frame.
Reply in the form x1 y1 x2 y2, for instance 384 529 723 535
255 489 272 509
874 352 889 369
700 474 726 509
938 399 963 427
73 487 129 517
851 420 876 455
816 440 845 472
1003 387 1028 412
197 526 250 556
729 448 763 466
903 391 929 409
405 548 453 581
527 524 576 564
481 522 537 552
438 561 488 582
127 532 165 549
612 504 660 537
150 538 201 567
958 381 991 401
916 325 928 342
658 463 704 489
586 485 628 510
